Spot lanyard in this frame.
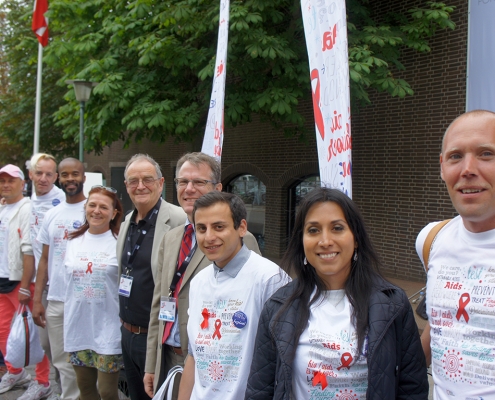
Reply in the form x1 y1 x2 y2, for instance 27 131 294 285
125 207 159 272
168 244 197 297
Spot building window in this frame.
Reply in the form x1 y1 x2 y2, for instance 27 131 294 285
287 175 320 238
226 175 266 253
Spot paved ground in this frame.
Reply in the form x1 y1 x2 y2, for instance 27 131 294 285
1 277 433 399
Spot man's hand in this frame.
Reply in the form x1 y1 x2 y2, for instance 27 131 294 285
18 289 31 305
143 372 155 398
32 301 46 328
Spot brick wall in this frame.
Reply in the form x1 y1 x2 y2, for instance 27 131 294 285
85 0 467 281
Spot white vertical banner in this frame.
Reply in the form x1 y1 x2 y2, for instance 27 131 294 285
466 0 495 112
301 0 352 197
202 0 230 162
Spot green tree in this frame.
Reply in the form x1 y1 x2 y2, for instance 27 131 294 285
0 0 455 155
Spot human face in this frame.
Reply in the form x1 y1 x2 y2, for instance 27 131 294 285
85 192 117 235
303 201 356 290
0 174 24 204
29 159 58 196
441 114 495 232
177 161 222 218
194 202 247 268
125 160 164 213
59 161 85 197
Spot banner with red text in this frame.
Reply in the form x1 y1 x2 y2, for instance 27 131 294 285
466 0 495 112
301 0 352 197
202 0 230 162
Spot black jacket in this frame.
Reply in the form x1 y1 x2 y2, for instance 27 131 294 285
245 278 428 399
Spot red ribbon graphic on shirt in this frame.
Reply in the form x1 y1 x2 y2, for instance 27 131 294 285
310 68 325 140
456 293 470 323
312 371 327 390
35 216 38 225
201 308 209 329
86 262 93 274
212 319 222 340
337 352 353 370
63 229 69 239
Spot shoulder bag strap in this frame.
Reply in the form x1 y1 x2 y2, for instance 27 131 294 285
422 219 452 272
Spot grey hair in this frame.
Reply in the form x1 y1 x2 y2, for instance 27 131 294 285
175 152 221 183
124 154 162 180
29 153 57 171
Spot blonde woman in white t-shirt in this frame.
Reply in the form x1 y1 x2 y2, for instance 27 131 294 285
246 188 428 400
64 186 123 400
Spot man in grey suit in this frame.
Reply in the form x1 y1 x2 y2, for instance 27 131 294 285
117 154 186 400
143 153 260 398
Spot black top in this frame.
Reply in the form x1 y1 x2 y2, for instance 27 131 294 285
119 200 161 328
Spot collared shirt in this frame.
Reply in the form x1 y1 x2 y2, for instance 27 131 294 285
213 244 250 278
119 199 161 328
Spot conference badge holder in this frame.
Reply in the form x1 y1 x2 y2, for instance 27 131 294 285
119 275 133 297
159 296 176 322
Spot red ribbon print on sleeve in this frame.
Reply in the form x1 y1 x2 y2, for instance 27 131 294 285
456 293 470 323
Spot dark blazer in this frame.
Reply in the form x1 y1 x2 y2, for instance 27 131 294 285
245 277 428 400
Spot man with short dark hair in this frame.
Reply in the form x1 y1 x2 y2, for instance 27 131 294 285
117 154 186 400
0 164 52 399
417 110 495 399
177 192 289 399
144 153 261 398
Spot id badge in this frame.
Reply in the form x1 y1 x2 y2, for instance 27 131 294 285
119 274 133 297
159 296 176 322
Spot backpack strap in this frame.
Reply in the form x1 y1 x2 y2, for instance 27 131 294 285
422 219 452 272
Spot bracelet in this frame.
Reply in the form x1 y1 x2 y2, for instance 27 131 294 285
19 288 31 296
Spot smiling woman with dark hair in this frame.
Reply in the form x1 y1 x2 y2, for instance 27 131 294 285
245 188 428 400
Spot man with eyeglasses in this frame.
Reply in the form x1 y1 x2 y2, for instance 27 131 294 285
143 152 260 399
116 154 186 400
28 153 65 380
32 158 86 400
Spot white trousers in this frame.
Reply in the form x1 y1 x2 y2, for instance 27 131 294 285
46 300 80 400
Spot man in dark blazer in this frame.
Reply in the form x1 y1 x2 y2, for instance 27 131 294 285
143 153 260 398
117 154 186 400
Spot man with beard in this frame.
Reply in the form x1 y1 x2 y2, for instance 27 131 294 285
33 158 86 400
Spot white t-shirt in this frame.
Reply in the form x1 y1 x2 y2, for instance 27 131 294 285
0 202 23 278
416 216 495 399
30 186 65 269
63 230 121 355
187 250 290 400
37 200 86 301
292 290 368 399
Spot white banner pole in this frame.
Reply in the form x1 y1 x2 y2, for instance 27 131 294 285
33 42 43 155
201 0 230 162
301 0 352 197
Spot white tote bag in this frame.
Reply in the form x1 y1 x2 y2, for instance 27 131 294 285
153 365 183 400
5 305 45 368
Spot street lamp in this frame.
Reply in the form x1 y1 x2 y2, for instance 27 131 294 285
65 80 98 162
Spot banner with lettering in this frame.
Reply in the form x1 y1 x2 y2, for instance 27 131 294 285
301 0 352 197
201 0 230 162
466 0 495 112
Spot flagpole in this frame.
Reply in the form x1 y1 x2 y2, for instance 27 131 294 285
33 42 43 155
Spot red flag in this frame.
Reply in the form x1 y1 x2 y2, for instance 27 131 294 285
32 0 49 47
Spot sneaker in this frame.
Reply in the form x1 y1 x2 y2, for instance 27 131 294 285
0 370 31 393
17 381 53 400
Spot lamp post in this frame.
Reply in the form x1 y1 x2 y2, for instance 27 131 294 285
65 80 98 162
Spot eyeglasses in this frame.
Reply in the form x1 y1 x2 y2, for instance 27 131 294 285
174 178 217 188
125 177 160 189
91 185 117 193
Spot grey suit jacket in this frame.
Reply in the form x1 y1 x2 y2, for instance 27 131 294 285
116 198 186 282
145 226 260 383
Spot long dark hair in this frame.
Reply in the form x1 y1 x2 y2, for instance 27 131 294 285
278 187 383 355
69 186 123 240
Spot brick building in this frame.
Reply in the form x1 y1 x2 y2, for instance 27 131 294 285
85 0 466 282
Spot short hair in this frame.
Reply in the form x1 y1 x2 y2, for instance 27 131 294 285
58 158 85 174
29 153 57 171
124 154 162 180
192 191 246 229
442 109 495 152
176 152 221 184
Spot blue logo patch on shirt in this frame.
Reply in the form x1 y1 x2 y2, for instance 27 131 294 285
232 311 247 329
52 199 61 207
73 220 82 229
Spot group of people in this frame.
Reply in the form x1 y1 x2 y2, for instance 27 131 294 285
0 109 493 400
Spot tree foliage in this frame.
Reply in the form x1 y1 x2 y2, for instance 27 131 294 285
0 0 455 156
